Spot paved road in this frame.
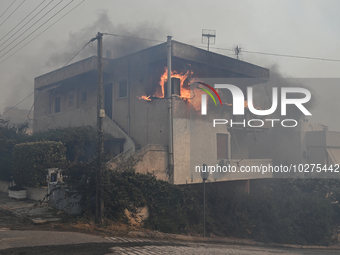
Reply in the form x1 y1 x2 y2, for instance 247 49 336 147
0 231 340 255
0 210 339 255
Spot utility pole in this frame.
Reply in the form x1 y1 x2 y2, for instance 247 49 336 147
96 32 104 226
167 36 173 181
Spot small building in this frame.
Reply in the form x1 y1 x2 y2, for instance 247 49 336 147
34 39 273 188
1 107 33 134
249 119 340 177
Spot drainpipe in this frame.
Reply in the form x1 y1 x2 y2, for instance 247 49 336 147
167 36 174 182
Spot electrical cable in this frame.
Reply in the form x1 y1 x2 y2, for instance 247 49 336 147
3 37 91 116
0 0 65 56
209 46 340 62
43 38 93 117
0 0 53 48
0 0 16 20
0 0 25 27
0 0 85 64
103 33 164 43
0 0 46 43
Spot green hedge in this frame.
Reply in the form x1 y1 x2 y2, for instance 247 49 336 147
0 121 28 181
12 141 66 187
64 158 340 245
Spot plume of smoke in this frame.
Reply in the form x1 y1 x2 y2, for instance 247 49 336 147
252 64 316 122
45 11 171 67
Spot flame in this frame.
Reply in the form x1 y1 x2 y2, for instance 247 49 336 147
138 67 204 111
137 95 151 101
156 67 193 98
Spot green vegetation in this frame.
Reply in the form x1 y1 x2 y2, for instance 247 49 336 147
64 156 340 246
0 124 339 245
12 141 66 187
25 126 98 162
0 120 28 181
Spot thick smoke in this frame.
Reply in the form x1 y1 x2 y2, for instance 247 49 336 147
252 64 316 122
45 11 171 66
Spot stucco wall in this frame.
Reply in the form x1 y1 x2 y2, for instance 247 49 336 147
133 144 168 181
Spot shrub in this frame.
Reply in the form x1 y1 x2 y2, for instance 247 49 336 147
63 158 339 245
0 120 28 181
12 141 66 187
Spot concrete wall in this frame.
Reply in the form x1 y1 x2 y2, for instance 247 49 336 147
103 116 135 155
249 130 304 166
172 99 272 185
134 144 168 181
48 184 81 215
306 131 340 147
34 73 98 132
0 181 47 201
110 44 169 149
26 186 48 201
35 56 110 89
0 181 11 193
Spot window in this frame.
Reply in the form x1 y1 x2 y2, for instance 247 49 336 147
217 133 229 159
68 93 75 107
54 96 61 113
81 90 87 103
118 80 127 98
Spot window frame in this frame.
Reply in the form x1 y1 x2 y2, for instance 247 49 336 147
117 79 128 99
80 90 88 103
68 92 75 107
54 96 61 113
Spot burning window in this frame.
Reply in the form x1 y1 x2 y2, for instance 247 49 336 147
54 96 61 113
217 133 229 159
118 80 128 98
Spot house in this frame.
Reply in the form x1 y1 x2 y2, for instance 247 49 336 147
34 38 273 189
1 107 33 134
249 119 340 177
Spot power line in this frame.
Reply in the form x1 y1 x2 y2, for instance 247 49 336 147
43 37 93 117
0 0 25 27
0 0 85 64
99 34 340 63
0 0 16 20
242 49 340 62
0 0 53 48
0 0 75 60
208 46 340 63
3 36 91 115
4 30 340 115
2 91 34 114
0 0 46 43
0 0 62 54
103 32 164 43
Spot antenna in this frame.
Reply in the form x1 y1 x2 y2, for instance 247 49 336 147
201 29 216 51
234 45 242 60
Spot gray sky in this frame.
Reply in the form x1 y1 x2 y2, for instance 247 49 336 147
0 0 339 128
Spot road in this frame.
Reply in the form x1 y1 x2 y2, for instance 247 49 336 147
0 211 339 255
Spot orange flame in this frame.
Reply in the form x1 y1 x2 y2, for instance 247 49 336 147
137 95 152 101
138 67 205 111
156 67 193 98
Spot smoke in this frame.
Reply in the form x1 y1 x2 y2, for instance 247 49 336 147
253 64 316 122
45 11 171 67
